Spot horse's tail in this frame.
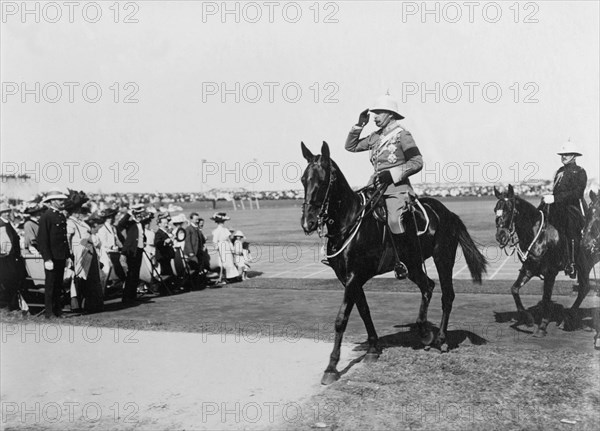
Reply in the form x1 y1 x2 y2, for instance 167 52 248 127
451 213 488 284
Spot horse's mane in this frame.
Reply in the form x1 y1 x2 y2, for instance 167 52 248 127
327 157 354 197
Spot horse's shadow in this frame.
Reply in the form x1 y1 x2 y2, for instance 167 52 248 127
351 323 487 355
494 303 599 331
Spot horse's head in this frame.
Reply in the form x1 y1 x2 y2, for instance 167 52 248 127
493 184 517 248
583 189 600 256
300 141 333 234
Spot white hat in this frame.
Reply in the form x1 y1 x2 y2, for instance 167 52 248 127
371 94 404 119
42 190 68 203
232 230 245 238
557 141 582 156
0 201 12 213
171 214 187 224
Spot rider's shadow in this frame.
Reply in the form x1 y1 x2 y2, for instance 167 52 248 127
351 323 487 353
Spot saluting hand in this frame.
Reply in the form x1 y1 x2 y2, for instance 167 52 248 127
357 109 370 127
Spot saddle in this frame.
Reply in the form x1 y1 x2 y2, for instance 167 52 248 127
365 188 429 235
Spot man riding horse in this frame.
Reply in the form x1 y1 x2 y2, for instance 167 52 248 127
345 93 423 279
541 141 588 278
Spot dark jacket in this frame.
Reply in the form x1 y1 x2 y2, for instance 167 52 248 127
184 224 204 258
117 213 146 256
552 163 587 208
0 218 22 259
37 207 70 261
154 228 175 261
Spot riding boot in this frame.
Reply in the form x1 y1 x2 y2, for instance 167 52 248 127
564 238 577 279
391 219 410 280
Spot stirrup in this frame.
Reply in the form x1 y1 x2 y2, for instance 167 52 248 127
394 262 408 280
564 263 577 279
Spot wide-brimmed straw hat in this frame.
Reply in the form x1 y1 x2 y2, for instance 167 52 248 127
23 203 45 215
171 214 187 224
100 207 119 219
210 212 230 223
0 202 12 213
232 230 245 238
41 190 68 203
130 203 146 213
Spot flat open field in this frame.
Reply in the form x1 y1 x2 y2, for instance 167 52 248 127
2 197 599 430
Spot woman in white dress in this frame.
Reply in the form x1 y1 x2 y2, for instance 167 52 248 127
66 204 103 312
210 212 239 283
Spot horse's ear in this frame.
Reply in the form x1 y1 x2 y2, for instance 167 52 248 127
507 184 514 198
590 189 597 203
321 141 330 161
493 186 502 199
301 142 315 162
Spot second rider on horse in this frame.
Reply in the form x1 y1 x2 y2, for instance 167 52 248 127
345 93 423 279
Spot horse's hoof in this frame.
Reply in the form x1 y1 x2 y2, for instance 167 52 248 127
321 371 340 386
440 343 449 353
594 337 600 350
363 352 380 363
420 331 435 346
524 313 535 327
532 328 547 338
424 345 431 351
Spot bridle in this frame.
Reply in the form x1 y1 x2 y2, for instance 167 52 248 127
496 196 545 262
302 161 337 237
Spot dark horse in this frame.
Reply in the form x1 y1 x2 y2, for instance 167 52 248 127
493 185 596 337
582 190 600 349
301 142 487 385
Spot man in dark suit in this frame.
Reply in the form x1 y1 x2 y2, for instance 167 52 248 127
155 213 175 276
117 204 147 304
0 202 27 311
36 190 69 318
542 141 588 277
184 212 207 288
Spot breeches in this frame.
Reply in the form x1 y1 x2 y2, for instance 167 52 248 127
385 193 411 234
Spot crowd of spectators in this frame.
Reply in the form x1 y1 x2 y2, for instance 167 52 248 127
0 189 252 317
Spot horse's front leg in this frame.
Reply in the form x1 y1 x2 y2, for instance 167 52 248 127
533 272 557 337
353 287 381 362
511 268 534 326
321 290 355 385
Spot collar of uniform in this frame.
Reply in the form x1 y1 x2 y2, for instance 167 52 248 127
380 119 402 136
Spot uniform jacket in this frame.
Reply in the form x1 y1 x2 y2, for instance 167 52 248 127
345 121 423 194
37 207 70 261
154 228 175 261
552 163 587 209
117 213 146 256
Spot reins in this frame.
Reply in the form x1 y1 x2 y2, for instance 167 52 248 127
500 198 546 262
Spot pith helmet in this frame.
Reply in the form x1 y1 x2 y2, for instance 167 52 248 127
557 141 582 156
371 94 404 119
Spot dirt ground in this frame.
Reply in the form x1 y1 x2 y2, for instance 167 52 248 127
1 286 599 430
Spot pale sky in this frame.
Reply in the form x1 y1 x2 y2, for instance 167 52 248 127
1 0 599 193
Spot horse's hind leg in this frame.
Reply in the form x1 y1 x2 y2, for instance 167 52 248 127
433 249 456 352
533 272 556 337
408 267 435 346
322 289 355 385
511 268 534 326
564 262 591 331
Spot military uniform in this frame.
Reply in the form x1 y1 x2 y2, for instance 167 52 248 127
548 162 587 266
37 206 70 317
346 121 423 234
